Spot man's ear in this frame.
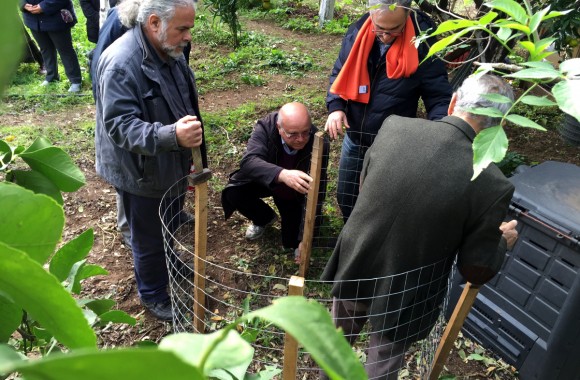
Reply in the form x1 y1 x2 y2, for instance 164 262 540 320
448 93 457 116
148 14 162 32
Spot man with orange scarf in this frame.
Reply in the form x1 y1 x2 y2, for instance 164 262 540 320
325 0 452 221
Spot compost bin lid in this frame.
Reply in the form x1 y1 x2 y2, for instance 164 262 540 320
510 161 580 238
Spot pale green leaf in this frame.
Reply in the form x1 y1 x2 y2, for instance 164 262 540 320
481 93 513 103
0 183 64 264
50 229 94 281
3 348 204 380
496 27 512 41
0 344 24 374
485 0 528 25
472 126 508 180
542 10 572 21
468 353 486 361
98 310 137 326
534 37 556 54
19 138 85 192
70 263 108 294
0 295 21 343
83 299 116 315
520 95 557 107
521 61 557 70
494 20 530 34
506 67 559 80
247 297 367 380
9 170 64 205
160 331 254 376
479 11 498 25
463 107 504 118
505 115 547 130
528 6 551 34
518 40 535 55
559 58 580 77
0 0 23 94
432 19 478 35
553 80 580 121
244 365 282 380
0 242 96 349
0 139 13 170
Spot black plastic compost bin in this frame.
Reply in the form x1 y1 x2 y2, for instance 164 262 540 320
446 161 580 379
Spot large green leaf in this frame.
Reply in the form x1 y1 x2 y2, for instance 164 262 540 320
82 299 116 315
247 297 367 380
559 58 580 77
0 183 64 264
1 348 204 380
0 242 96 349
506 67 560 80
464 107 504 118
0 1 23 94
10 169 64 205
50 229 94 282
520 95 557 107
505 114 547 130
432 19 478 35
481 93 513 103
98 310 137 326
160 331 254 377
528 6 551 35
553 80 580 121
485 0 528 25
0 294 21 343
472 126 508 180
19 137 85 192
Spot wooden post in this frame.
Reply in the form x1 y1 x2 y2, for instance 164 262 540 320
299 132 324 278
318 0 335 28
283 276 305 380
429 282 480 380
193 181 209 333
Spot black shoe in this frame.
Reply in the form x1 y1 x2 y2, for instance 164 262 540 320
141 299 173 321
178 211 194 225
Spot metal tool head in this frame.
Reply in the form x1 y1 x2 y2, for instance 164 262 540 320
188 168 212 186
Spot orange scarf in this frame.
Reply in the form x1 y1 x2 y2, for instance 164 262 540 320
330 15 419 104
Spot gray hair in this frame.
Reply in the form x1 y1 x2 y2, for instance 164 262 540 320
136 0 196 25
117 0 141 29
368 0 412 10
454 74 515 129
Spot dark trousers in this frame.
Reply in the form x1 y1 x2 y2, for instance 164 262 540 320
322 299 409 380
337 134 365 222
223 182 304 249
30 28 81 84
119 190 182 303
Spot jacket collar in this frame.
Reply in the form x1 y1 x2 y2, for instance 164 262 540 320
439 115 477 142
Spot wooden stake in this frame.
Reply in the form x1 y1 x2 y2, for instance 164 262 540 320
193 181 208 333
429 282 480 380
299 132 324 278
282 276 305 380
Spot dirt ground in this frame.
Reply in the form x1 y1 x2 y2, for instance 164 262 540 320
5 12 580 380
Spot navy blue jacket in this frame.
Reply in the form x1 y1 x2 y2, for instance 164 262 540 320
327 10 452 148
20 0 77 32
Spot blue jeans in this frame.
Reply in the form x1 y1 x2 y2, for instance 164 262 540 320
337 135 366 222
119 190 183 303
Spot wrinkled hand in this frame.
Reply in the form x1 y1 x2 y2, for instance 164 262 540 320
500 220 518 250
175 115 203 148
278 169 312 195
324 110 349 140
28 4 42 13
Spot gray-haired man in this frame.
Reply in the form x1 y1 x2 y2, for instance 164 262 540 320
321 75 519 379
95 0 206 321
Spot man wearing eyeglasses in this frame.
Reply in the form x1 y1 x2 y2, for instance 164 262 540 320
325 0 452 222
221 102 329 256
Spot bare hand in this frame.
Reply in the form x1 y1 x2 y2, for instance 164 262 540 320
324 110 349 140
294 242 303 264
29 4 42 13
500 220 518 250
175 115 203 148
277 169 312 194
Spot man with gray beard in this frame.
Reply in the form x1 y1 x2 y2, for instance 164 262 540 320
94 0 206 321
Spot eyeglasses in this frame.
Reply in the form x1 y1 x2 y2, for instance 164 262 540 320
371 17 405 38
278 125 310 139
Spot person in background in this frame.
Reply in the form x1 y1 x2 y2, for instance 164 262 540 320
222 102 329 258
94 0 205 321
324 0 452 221
321 75 519 379
80 0 100 44
19 0 83 93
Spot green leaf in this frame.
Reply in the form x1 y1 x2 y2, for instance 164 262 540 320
9 170 64 205
50 229 94 282
479 11 498 25
0 242 96 349
518 40 536 55
160 331 254 377
521 61 557 70
0 183 64 264
0 139 13 170
520 95 557 107
431 19 479 35
485 0 528 25
458 349 466 360
472 126 508 180
83 299 116 315
0 294 21 343
553 80 580 121
528 6 551 34
481 93 513 103
98 310 137 326
559 58 580 77
541 10 572 22
463 107 504 118
0 1 23 94
4 348 205 380
496 27 512 41
244 365 281 380
468 353 485 361
506 67 560 80
19 138 85 192
247 297 367 380
70 263 108 294
0 344 25 374
505 114 547 130
494 20 530 34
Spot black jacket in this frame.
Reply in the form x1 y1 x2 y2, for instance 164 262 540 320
20 0 77 33
327 10 452 147
80 0 99 43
